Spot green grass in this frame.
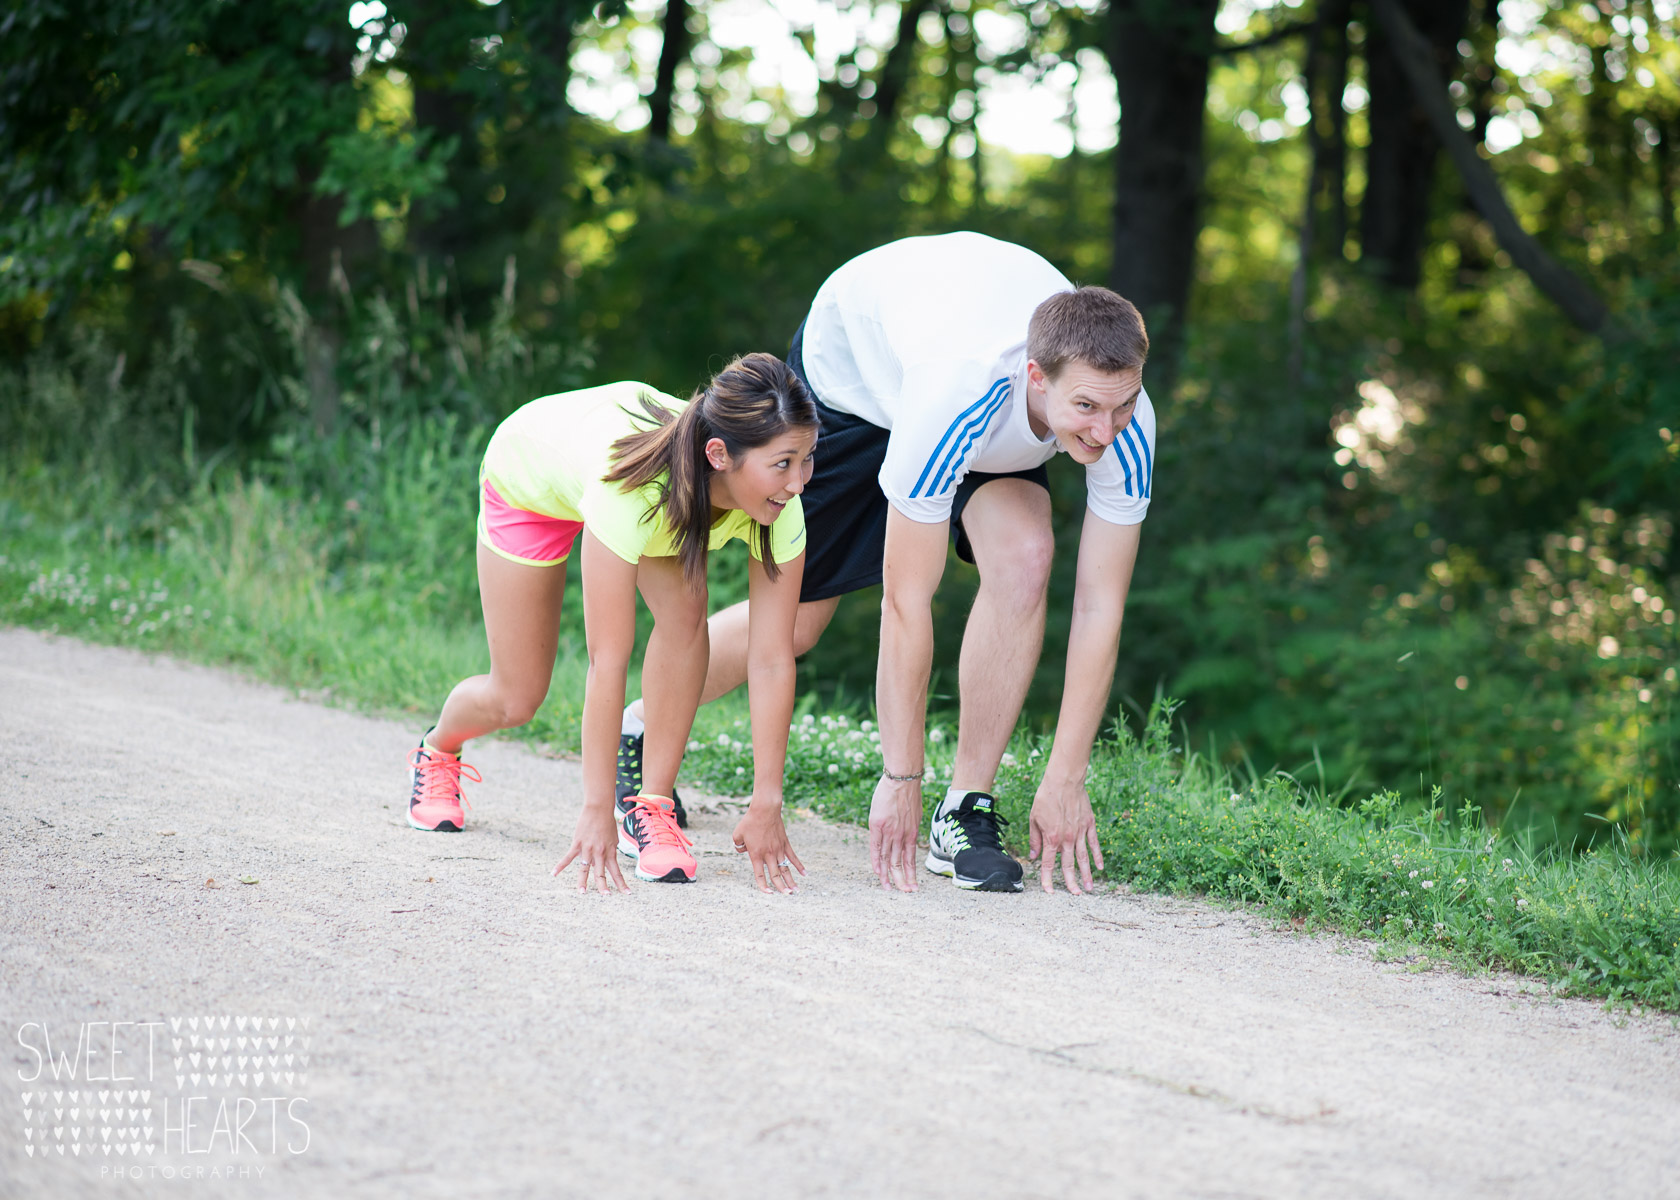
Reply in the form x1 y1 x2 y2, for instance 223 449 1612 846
4 470 1678 1013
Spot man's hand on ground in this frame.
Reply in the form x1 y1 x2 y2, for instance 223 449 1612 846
868 775 923 892
1028 776 1104 895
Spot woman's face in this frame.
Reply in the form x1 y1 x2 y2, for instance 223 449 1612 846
706 426 818 525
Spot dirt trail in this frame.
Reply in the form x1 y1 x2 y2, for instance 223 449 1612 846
2 626 1677 1199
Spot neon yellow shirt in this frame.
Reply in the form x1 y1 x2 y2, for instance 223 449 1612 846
481 381 807 566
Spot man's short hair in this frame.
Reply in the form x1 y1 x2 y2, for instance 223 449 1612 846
1027 287 1149 380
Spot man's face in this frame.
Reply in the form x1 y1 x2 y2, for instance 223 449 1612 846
1031 360 1144 465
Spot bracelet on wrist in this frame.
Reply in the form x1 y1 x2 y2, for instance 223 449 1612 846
882 767 924 783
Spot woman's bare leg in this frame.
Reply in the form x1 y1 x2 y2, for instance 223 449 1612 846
633 557 710 797
429 542 568 754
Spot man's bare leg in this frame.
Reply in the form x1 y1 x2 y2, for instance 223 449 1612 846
627 595 841 717
948 479 1053 794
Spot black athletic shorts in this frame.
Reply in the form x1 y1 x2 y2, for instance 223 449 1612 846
787 321 1051 604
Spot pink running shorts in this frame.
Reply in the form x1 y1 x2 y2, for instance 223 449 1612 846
477 478 584 566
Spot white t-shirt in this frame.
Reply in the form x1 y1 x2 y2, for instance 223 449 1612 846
800 231 1155 526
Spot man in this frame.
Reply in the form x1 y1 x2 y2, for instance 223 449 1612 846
624 231 1154 894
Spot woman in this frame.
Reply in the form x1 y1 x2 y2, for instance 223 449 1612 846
406 353 817 895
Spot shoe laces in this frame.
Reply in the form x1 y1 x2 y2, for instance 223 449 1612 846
408 748 481 810
628 795 691 851
953 798 1008 853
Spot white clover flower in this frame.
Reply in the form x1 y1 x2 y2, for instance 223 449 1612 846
1229 793 1241 803
1433 922 1444 932
1516 898 1529 908
1408 870 1419 879
802 714 815 725
870 731 880 743
687 740 700 752
1421 880 1435 890
1029 748 1040 759
1502 858 1514 868
929 729 945 744
717 733 730 746
731 739 744 752
827 764 839 776
861 720 873 732
1403 917 1415 929
735 766 745 776
1001 753 1017 768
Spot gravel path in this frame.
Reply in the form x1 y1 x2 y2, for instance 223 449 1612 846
3 626 1677 1199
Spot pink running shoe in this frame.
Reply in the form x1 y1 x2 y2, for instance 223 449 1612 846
407 739 482 832
616 794 696 883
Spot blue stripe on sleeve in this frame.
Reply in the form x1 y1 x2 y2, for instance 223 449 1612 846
909 381 1006 499
909 378 1010 499
1120 426 1148 500
928 383 1011 495
1110 437 1135 496
1134 420 1153 499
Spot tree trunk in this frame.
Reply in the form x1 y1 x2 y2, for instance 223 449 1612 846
1369 0 1615 335
290 26 374 437
1321 0 1350 254
1289 8 1330 389
1657 116 1676 237
520 0 579 126
647 0 691 143
1360 0 1469 289
403 0 482 265
870 0 934 138
1105 0 1220 385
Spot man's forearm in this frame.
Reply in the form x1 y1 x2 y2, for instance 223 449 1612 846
1044 601 1123 785
1044 514 1141 787
877 593 934 774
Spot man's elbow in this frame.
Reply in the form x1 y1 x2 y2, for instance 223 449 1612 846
880 584 934 626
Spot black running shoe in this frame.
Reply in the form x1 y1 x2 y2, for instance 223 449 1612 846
925 792 1024 892
615 731 688 828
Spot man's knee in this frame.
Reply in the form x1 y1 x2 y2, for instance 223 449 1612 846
965 481 1053 592
793 598 839 655
977 525 1053 607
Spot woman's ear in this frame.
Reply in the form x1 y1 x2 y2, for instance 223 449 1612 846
703 436 732 472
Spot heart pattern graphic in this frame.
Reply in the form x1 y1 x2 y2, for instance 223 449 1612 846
20 1016 311 1165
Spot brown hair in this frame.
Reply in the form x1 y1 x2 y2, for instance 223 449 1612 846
1027 287 1150 380
604 353 818 585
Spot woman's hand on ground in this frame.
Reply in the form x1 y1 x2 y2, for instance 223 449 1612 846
868 776 922 893
732 803 805 894
552 804 630 894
